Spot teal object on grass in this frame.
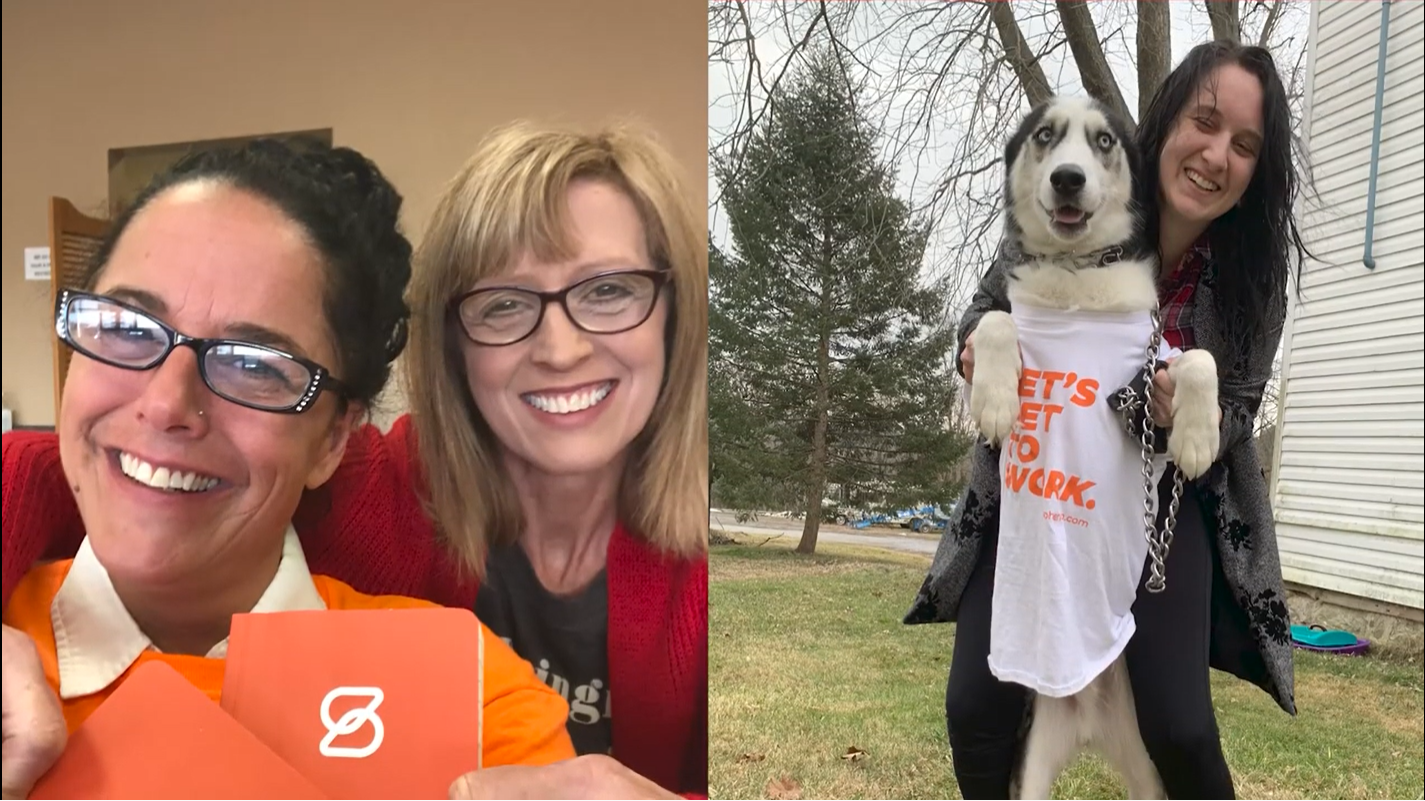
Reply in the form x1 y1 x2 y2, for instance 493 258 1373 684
1291 624 1359 649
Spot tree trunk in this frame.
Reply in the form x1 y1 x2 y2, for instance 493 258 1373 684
1136 0 1171 121
1257 0 1285 48
798 252 836 555
989 0 1052 107
1207 0 1241 43
796 395 829 553
1056 0 1135 129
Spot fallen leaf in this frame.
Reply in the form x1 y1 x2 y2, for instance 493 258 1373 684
841 745 868 762
765 775 802 800
736 752 766 763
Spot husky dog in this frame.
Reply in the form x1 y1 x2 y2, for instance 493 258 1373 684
971 96 1220 800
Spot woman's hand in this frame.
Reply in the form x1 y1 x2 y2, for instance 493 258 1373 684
2 624 67 801
1151 359 1222 432
448 754 679 800
1150 364 1175 429
961 330 976 384
961 328 1023 387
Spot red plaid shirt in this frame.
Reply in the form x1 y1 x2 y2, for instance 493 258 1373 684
1158 236 1208 351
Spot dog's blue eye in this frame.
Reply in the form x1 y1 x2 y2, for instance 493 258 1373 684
1097 133 1114 150
1035 127 1053 144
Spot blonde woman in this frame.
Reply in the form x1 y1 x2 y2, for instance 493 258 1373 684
2 122 708 799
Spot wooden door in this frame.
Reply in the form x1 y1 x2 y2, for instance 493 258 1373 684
49 197 110 417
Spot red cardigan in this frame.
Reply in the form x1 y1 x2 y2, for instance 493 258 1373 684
1 421 708 796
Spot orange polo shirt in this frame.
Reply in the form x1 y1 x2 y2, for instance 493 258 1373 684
3 552 576 770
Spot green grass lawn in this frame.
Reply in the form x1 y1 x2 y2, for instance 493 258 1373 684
709 539 1425 800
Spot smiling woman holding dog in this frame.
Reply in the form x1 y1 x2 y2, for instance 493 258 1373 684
905 40 1308 799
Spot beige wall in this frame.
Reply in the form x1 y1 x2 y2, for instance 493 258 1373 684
1 0 707 426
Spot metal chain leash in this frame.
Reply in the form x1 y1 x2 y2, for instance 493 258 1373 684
1136 308 1184 593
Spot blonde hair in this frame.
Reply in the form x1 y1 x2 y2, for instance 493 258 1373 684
406 120 708 576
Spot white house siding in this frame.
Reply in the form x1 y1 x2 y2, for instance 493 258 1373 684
1272 0 1425 610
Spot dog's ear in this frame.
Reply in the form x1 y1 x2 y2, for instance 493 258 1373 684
1107 107 1148 217
1109 109 1141 180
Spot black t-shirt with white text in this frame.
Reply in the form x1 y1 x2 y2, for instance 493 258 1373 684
475 543 612 756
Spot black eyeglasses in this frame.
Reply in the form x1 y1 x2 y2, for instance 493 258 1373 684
451 269 671 347
55 290 349 414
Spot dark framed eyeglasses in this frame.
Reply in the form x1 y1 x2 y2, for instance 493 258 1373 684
54 289 349 414
450 269 671 347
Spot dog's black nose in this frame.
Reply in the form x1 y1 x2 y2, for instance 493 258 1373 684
1050 166 1086 194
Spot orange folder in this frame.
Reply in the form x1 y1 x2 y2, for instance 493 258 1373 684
221 607 486 800
29 661 327 800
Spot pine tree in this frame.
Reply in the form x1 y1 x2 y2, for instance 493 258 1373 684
711 50 970 554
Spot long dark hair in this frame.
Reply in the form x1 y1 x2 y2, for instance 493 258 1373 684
1137 40 1310 338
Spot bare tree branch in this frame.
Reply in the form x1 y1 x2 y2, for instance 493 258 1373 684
818 0 865 126
1207 0 1241 42
1257 0 1286 49
1136 0 1171 121
988 0 1052 106
1055 1 1134 126
713 0 832 190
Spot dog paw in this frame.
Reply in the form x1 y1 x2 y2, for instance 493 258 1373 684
1167 350 1220 480
969 311 1021 446
972 377 1020 447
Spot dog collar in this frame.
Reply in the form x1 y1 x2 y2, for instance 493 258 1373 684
1003 243 1126 268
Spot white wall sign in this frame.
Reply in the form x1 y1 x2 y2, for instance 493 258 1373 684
24 247 50 281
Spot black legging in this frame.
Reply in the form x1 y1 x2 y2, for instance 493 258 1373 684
944 473 1235 799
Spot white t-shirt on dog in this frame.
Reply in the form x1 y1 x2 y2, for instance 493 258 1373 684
988 305 1180 697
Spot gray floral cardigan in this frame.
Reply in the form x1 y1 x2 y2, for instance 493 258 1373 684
904 248 1297 716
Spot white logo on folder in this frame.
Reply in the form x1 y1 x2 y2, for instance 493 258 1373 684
319 687 385 758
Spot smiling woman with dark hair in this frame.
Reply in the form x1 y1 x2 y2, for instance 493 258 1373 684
908 40 1309 799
